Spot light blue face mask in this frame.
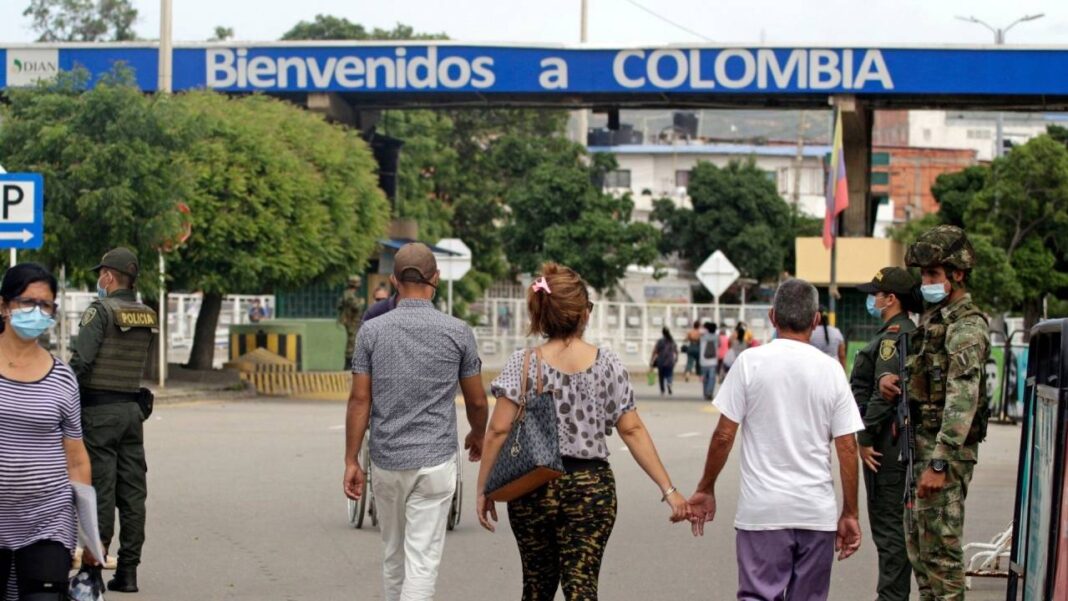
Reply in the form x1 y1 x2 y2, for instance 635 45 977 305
9 307 56 340
921 283 949 305
97 279 108 299
866 295 882 319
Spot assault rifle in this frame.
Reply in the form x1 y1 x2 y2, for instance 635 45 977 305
894 333 916 520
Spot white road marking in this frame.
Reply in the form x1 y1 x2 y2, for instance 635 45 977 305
328 424 345 431
677 432 701 438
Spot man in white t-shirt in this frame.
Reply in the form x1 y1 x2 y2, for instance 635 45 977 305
684 278 864 600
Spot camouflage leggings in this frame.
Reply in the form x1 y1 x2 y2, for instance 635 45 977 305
906 459 975 601
507 465 617 601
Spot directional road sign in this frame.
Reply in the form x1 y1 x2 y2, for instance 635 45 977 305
696 250 740 298
0 173 44 250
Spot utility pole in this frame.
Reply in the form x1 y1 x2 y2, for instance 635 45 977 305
955 13 1044 158
157 0 173 387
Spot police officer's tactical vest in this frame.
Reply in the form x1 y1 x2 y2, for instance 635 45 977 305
906 298 990 444
84 297 158 393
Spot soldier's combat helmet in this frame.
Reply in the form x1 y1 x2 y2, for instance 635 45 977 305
905 225 976 271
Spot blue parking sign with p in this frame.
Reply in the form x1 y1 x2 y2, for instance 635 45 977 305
0 173 44 250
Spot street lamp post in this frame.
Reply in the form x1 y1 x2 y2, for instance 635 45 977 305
955 13 1044 158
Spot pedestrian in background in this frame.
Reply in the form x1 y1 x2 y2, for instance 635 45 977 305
851 267 919 601
0 264 97 599
698 321 718 401
345 243 489 601
337 275 365 369
477 263 688 601
683 320 702 383
716 325 730 380
70 248 158 594
685 278 864 600
247 299 266 323
810 306 847 369
650 327 678 396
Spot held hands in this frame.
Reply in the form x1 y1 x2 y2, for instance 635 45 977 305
477 494 498 532
665 490 690 523
684 491 716 537
916 467 947 499
836 513 862 560
343 463 366 501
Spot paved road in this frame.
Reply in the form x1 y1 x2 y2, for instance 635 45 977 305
132 381 1017 600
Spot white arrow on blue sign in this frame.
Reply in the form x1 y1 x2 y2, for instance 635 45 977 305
0 173 44 250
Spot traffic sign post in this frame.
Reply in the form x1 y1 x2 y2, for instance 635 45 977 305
695 250 740 326
0 174 45 265
435 238 472 316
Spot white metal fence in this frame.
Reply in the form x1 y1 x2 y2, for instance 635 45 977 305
54 291 274 367
468 298 773 370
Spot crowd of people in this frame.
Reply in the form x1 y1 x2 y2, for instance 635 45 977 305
344 225 990 601
0 224 990 601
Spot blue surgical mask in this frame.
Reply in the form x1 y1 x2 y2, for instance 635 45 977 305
921 283 949 305
866 295 883 319
9 307 55 340
97 279 108 299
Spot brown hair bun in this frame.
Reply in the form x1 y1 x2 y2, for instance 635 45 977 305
527 263 591 339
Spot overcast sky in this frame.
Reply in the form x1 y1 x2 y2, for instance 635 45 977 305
0 0 1064 46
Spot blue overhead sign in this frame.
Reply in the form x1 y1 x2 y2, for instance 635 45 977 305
4 43 1068 97
0 174 45 250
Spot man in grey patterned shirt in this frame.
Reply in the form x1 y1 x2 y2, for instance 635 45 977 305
344 243 488 601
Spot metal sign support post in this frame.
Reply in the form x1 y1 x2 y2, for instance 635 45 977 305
158 252 166 388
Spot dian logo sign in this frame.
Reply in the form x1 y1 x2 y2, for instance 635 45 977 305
7 49 59 86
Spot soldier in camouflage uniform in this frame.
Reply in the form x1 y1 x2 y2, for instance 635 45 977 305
70 248 158 594
338 275 365 368
852 267 919 601
878 226 991 600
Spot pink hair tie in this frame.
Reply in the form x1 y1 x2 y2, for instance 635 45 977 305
532 277 552 295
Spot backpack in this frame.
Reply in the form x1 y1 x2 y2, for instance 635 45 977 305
703 337 717 360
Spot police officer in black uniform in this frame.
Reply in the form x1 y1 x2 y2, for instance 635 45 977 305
70 248 158 593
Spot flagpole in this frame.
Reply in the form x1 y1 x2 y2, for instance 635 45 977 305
828 107 839 328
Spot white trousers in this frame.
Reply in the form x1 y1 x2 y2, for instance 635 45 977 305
372 455 456 601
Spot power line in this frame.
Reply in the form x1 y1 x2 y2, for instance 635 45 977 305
620 0 715 42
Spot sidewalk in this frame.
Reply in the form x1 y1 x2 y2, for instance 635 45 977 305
144 365 256 404
634 370 717 402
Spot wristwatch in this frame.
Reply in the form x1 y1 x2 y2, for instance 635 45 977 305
929 459 948 473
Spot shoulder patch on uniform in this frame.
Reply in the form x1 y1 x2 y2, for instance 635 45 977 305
80 307 98 327
879 339 897 362
114 309 159 329
887 325 900 333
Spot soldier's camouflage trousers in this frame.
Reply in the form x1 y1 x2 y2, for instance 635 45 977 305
507 464 617 601
906 459 975 601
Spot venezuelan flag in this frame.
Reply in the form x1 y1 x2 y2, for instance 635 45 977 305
822 110 850 249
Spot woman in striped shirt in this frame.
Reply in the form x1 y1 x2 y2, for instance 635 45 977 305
0 263 96 600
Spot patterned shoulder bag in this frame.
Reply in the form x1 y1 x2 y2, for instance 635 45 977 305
485 348 565 502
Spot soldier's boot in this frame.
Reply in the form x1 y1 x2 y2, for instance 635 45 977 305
107 568 139 593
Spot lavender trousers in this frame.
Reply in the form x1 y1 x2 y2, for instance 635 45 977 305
735 528 836 601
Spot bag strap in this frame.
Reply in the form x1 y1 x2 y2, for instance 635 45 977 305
513 349 533 425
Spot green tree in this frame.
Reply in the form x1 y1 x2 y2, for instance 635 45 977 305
501 146 659 293
281 16 445 41
209 26 234 41
0 69 187 291
24 0 138 42
282 17 571 316
653 158 793 284
891 134 1068 328
168 92 390 368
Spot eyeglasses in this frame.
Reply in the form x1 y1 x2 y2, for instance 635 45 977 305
10 297 58 317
